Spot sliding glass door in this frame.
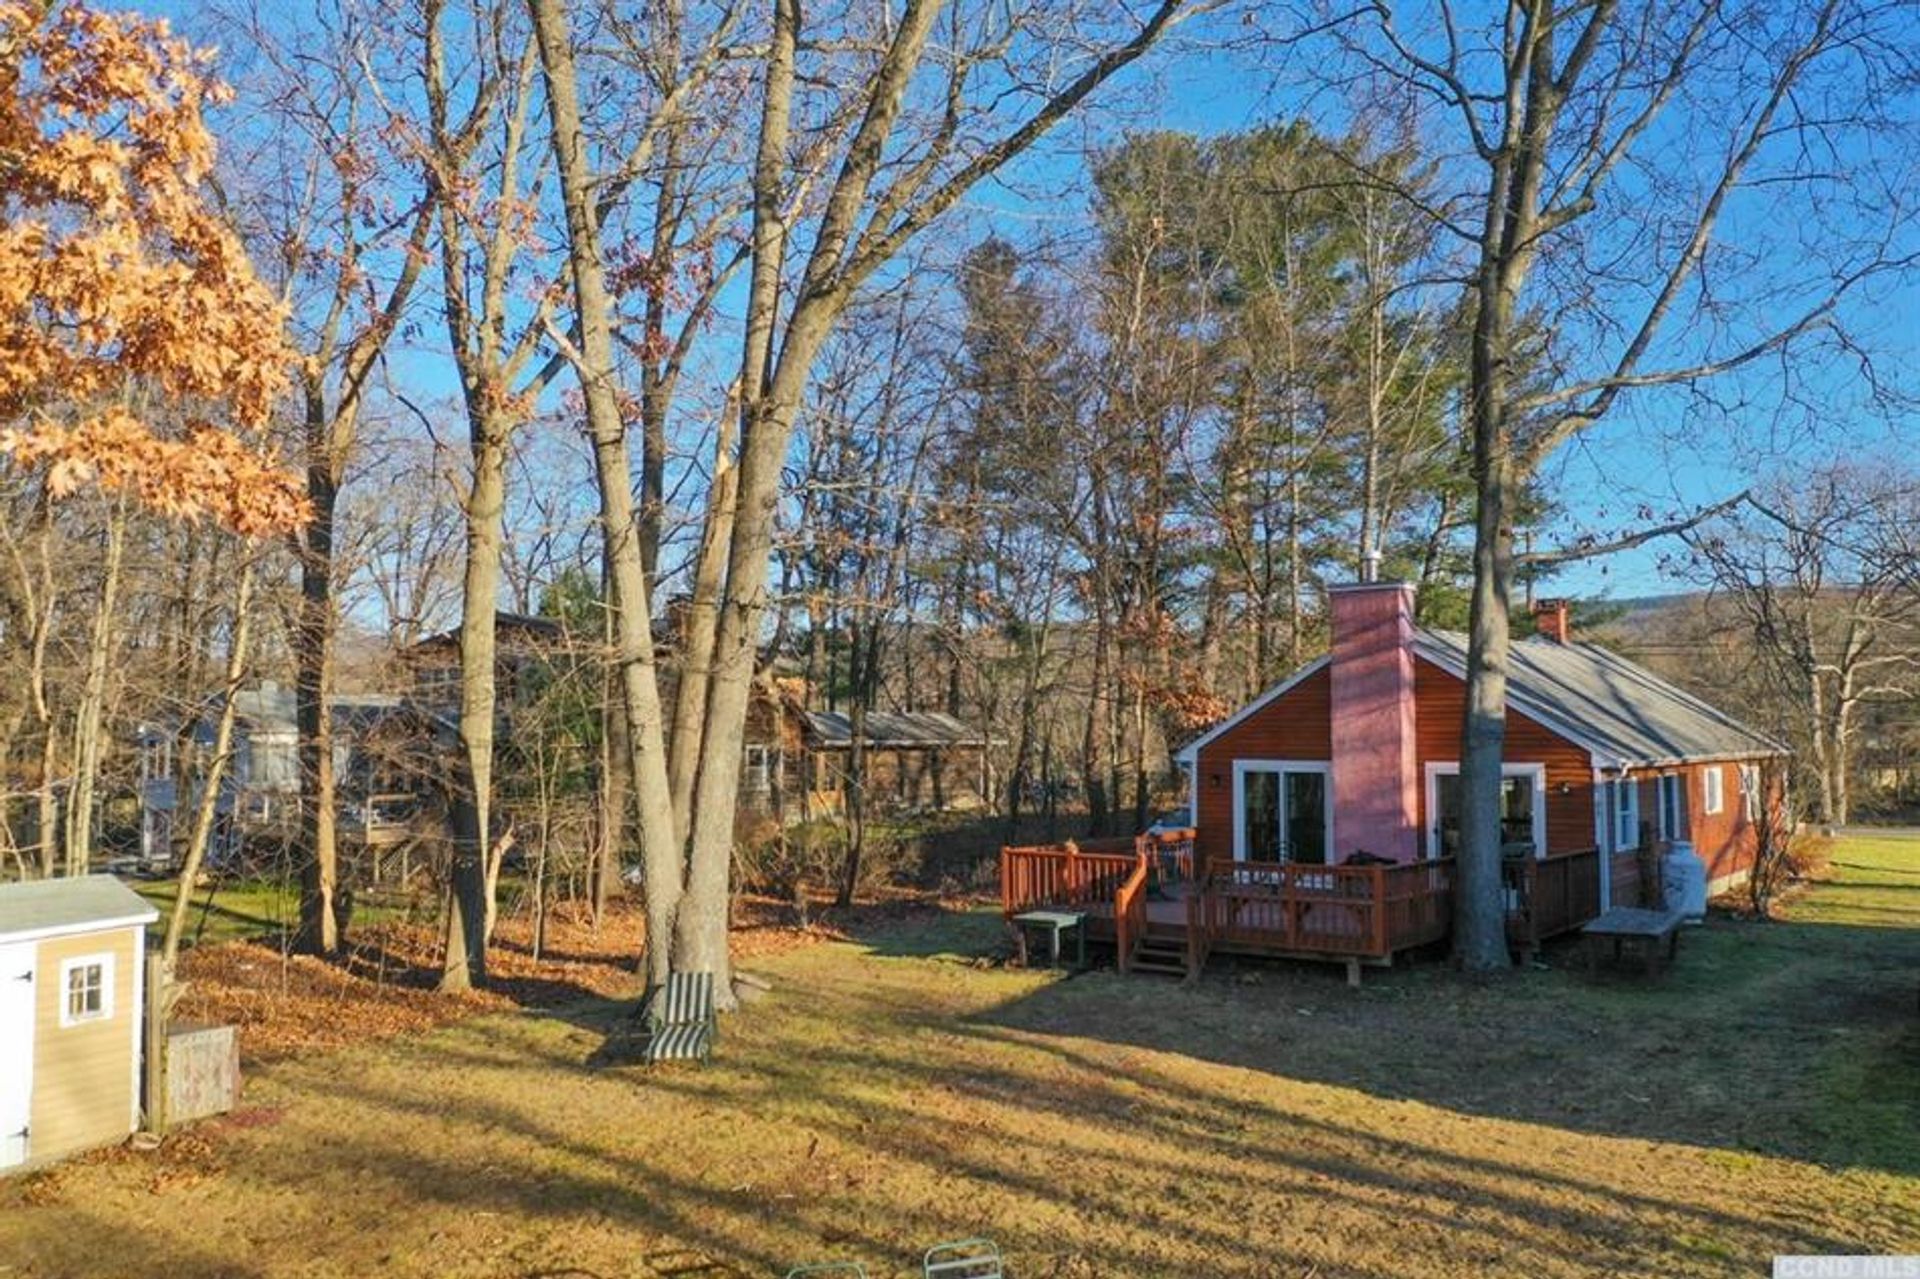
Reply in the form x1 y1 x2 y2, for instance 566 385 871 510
1234 763 1330 864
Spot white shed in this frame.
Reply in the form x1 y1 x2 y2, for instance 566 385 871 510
0 875 157 1171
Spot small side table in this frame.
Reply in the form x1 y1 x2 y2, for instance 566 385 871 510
1011 909 1088 969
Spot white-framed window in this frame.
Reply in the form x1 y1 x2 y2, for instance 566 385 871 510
1702 766 1725 816
1613 778 1641 849
1740 763 1761 823
59 954 113 1027
1425 762 1548 860
1656 774 1686 841
742 744 772 794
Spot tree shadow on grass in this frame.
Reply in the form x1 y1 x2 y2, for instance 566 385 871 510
962 911 1920 1179
252 975 1885 1279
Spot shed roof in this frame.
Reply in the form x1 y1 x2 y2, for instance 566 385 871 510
800 710 993 749
0 875 157 944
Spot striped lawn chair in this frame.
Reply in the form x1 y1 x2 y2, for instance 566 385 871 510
639 970 716 1063
923 1239 1002 1279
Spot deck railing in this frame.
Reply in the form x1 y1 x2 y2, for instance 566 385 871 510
1004 836 1513 975
1000 841 1138 916
1503 847 1603 956
1185 858 1456 965
1113 853 1150 973
1141 827 1195 890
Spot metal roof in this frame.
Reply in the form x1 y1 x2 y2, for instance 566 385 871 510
1414 630 1788 767
801 710 993 749
0 875 157 943
226 686 412 734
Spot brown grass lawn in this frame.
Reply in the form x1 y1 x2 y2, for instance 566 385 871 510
5 838 1919 1278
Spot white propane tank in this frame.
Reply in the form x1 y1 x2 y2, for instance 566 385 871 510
1662 840 1708 922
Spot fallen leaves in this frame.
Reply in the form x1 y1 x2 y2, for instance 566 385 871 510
169 896 864 1065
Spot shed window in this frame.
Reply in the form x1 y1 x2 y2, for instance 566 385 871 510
59 954 113 1027
1702 766 1725 816
1740 764 1761 823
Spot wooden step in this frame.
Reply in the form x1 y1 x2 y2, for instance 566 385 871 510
1127 938 1189 977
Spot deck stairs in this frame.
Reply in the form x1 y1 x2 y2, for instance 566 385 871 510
1128 933 1188 978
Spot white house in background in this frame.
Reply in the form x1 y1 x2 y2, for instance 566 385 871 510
136 683 454 866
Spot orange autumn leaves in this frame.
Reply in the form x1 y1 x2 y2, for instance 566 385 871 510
0 0 305 535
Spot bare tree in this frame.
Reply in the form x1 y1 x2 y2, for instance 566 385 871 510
162 560 258 968
415 0 571 991
1341 0 1920 968
668 0 1212 1000
213 0 438 955
1688 464 1920 825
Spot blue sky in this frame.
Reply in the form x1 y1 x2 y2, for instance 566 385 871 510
153 0 1919 607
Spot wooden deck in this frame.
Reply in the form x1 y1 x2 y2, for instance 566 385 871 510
1001 835 1603 979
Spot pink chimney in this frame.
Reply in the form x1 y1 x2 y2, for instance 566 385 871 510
1328 581 1420 863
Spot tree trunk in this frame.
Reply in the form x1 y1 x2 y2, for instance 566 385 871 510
1455 458 1516 970
295 385 341 954
667 387 739 831
26 501 58 879
441 423 506 993
65 502 126 876
164 563 256 968
531 0 688 986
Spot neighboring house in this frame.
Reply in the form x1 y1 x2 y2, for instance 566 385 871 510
0 875 157 1171
776 707 995 818
1001 580 1788 981
403 612 570 712
726 678 996 819
405 615 996 823
137 683 453 865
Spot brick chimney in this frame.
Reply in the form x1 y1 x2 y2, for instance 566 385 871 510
1328 582 1420 863
1532 598 1571 645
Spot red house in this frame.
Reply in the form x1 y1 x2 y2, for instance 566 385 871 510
1001 581 1787 981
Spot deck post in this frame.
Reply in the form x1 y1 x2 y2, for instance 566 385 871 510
1378 866 1390 955
1345 957 1361 989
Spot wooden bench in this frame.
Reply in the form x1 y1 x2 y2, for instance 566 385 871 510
1581 907 1685 977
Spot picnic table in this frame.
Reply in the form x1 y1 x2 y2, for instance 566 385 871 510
1581 906 1685 976
1010 909 1087 969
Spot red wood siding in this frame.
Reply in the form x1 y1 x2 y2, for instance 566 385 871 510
1643 760 1769 887
1411 658 1596 856
1193 666 1333 869
1192 658 1599 868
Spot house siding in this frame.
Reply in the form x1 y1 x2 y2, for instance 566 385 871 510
1193 666 1334 869
1192 659 1599 870
1636 759 1772 891
1412 659 1596 856
30 926 140 1161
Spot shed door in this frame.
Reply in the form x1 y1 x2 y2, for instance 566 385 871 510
0 941 34 1167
